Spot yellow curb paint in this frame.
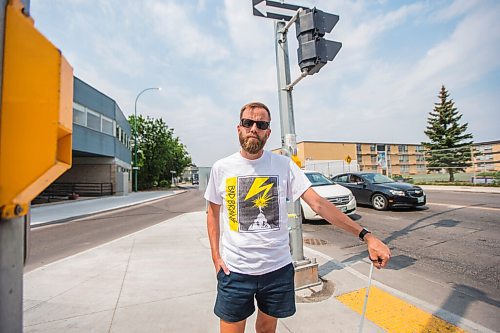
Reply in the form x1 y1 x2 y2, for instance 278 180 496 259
336 286 467 333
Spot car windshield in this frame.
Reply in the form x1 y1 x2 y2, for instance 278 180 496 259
305 172 333 186
362 173 395 184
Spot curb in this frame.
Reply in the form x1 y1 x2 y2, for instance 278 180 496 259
420 185 500 194
30 190 187 228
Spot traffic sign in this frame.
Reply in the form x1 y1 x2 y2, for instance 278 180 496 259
252 0 308 21
345 155 352 164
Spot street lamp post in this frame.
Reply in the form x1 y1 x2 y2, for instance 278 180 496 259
170 170 176 187
133 87 161 192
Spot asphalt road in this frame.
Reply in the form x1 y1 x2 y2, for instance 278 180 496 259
25 190 206 272
302 189 500 330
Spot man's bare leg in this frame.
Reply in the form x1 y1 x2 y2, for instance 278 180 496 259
255 309 278 333
220 319 246 333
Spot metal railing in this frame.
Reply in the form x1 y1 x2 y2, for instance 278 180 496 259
36 182 113 202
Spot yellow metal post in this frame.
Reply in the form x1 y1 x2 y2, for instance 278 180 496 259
0 0 73 219
0 1 73 332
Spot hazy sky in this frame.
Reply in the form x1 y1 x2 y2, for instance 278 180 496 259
31 0 500 166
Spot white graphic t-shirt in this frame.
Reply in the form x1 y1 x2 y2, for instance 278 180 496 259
204 150 311 275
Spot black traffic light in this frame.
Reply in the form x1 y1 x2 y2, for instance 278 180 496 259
295 8 342 75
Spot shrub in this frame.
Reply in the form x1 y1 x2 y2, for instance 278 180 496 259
159 180 170 188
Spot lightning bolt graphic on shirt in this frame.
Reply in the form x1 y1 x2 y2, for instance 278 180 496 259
244 177 273 201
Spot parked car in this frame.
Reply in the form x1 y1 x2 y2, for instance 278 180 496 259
331 172 426 211
300 171 356 221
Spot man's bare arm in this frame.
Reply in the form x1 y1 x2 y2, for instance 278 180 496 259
300 188 391 268
206 201 229 274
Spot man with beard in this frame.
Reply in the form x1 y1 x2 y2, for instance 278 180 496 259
205 102 391 333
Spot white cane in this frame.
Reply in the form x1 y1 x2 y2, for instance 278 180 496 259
358 261 374 333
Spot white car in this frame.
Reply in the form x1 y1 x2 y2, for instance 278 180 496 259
300 171 357 220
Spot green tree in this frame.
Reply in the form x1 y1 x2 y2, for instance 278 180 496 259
129 115 191 190
422 85 473 181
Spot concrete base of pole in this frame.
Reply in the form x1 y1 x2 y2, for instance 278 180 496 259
294 259 320 290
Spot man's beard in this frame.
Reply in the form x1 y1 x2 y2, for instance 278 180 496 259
239 132 267 154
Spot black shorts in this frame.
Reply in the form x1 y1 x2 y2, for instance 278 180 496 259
214 263 296 322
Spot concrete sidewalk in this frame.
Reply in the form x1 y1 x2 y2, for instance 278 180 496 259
30 190 184 227
23 211 385 333
419 185 500 194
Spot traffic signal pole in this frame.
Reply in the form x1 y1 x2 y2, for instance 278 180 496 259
254 1 342 290
275 18 320 289
274 20 302 261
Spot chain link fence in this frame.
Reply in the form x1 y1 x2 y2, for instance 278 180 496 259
304 145 499 185
304 160 359 179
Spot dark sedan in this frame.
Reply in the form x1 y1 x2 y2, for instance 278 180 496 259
331 172 426 210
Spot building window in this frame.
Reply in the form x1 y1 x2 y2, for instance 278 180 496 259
399 155 409 163
86 110 101 131
417 164 426 171
401 165 410 173
416 154 425 162
371 156 377 164
398 145 408 153
74 102 124 139
477 145 492 152
102 116 114 136
371 165 377 171
73 103 86 126
478 154 494 161
415 145 424 152
356 144 362 152
387 145 391 152
370 144 376 152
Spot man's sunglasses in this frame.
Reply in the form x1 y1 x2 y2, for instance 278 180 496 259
240 118 270 130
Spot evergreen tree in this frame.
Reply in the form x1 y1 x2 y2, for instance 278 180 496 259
422 85 473 181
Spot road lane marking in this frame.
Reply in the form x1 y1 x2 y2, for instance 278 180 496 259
337 286 467 333
304 246 496 333
427 202 500 212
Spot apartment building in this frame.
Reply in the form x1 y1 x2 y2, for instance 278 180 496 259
471 140 500 173
274 140 499 176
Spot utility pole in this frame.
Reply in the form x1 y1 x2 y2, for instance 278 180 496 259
470 146 476 185
274 18 319 289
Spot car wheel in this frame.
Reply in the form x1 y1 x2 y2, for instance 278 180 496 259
371 194 388 211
